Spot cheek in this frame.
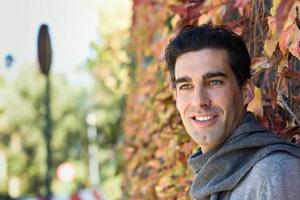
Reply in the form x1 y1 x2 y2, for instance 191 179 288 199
223 92 244 115
176 94 190 114
211 87 243 107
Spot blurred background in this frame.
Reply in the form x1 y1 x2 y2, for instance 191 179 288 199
0 0 131 199
1 0 299 200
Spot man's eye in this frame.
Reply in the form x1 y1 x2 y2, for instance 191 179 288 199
178 84 192 90
207 80 223 86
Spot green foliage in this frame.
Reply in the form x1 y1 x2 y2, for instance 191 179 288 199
86 0 132 199
0 65 91 196
87 0 131 148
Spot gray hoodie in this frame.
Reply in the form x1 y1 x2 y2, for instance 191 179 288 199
187 112 300 200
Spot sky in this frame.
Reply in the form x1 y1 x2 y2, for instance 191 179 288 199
0 0 101 76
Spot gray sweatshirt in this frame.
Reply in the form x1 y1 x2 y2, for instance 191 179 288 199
230 152 300 200
188 112 300 200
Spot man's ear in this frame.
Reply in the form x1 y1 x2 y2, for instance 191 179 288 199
242 79 254 105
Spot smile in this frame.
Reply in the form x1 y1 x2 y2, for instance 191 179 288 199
195 115 214 122
191 115 218 127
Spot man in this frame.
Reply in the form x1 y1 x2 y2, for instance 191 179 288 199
164 24 300 200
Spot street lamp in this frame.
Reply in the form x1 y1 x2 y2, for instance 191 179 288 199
37 24 53 199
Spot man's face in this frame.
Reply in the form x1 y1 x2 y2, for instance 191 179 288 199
174 49 253 153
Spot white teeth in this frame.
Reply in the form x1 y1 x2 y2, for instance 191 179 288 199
195 116 214 122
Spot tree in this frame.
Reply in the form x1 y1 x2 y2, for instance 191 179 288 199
86 0 132 199
0 65 91 196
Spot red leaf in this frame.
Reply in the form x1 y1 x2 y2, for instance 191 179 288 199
279 24 295 55
270 88 277 110
233 26 244 35
281 126 300 139
259 117 270 129
280 66 300 79
292 95 300 101
234 0 250 8
170 5 187 17
170 1 205 29
276 0 295 32
279 23 300 59
272 113 285 135
133 0 148 6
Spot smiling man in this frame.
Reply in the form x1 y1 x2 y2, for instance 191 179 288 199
165 24 300 200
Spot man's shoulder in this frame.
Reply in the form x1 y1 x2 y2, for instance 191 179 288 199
253 151 300 172
242 151 300 186
240 151 300 184
230 152 300 200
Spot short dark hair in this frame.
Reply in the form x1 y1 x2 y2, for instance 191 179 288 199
164 24 251 88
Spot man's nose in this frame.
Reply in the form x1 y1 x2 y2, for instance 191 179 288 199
191 86 211 107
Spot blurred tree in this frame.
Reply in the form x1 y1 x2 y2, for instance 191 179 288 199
0 65 91 196
86 0 132 199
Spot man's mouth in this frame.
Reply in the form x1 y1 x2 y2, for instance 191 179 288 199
194 115 214 122
191 114 218 127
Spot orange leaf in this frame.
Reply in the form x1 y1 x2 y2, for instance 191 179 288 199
181 141 194 156
278 23 300 59
247 87 263 117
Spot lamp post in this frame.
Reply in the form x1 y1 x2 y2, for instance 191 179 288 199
37 24 53 199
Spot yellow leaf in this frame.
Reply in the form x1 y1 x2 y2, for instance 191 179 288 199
264 37 279 58
267 16 277 35
251 57 271 73
270 0 281 16
263 17 279 57
247 87 264 117
198 14 210 25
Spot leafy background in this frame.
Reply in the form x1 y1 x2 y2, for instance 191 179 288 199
122 0 300 199
0 0 299 199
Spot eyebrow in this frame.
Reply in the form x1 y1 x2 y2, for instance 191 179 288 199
175 76 192 85
203 71 228 80
175 71 228 86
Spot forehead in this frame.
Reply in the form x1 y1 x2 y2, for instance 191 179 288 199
174 49 232 79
